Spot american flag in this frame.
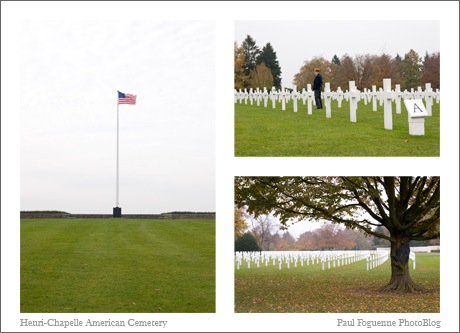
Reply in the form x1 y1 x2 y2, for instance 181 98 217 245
118 91 137 105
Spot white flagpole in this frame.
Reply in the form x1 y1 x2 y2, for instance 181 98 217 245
116 97 119 207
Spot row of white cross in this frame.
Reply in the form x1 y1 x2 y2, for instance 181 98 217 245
235 82 439 114
235 79 439 135
235 250 416 271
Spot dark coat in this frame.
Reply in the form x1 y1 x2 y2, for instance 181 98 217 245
313 73 323 91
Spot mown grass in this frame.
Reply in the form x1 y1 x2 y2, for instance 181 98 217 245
234 253 439 313
21 218 215 313
234 99 440 156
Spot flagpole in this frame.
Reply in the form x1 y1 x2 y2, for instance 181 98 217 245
116 99 119 207
113 93 121 218
114 91 135 217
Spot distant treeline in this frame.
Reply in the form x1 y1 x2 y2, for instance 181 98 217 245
235 34 440 92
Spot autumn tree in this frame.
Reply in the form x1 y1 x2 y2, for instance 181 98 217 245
371 53 393 88
420 51 440 90
234 42 249 90
293 57 332 91
235 176 440 293
235 206 249 239
354 54 375 90
257 42 282 90
332 54 356 91
391 53 404 87
248 63 274 90
277 231 296 251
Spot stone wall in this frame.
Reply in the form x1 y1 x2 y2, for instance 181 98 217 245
20 212 216 220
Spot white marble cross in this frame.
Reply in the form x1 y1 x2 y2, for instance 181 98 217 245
270 87 277 109
255 88 261 107
423 83 434 116
280 87 286 111
371 85 378 111
238 89 244 104
348 81 359 122
336 87 344 108
301 88 307 105
306 84 314 115
382 78 394 130
292 85 299 112
324 82 332 118
249 88 254 105
362 88 368 106
262 87 269 107
395 84 402 114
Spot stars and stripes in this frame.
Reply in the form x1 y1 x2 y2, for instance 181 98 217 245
118 91 137 105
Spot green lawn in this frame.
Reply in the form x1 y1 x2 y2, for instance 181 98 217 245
21 218 215 313
235 253 440 313
234 99 440 156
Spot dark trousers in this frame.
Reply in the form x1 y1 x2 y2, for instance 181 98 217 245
314 90 322 109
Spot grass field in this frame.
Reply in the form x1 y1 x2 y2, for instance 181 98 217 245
234 99 440 156
235 253 440 313
21 218 215 313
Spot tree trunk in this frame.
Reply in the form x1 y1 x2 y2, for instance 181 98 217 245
378 236 426 292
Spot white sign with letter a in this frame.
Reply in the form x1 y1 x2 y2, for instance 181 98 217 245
404 99 429 118
404 99 428 135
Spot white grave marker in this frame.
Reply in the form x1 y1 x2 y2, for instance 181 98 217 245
324 82 332 118
371 86 378 111
395 84 402 114
280 88 286 111
404 99 429 135
307 84 314 115
336 87 343 108
270 87 277 109
349 81 359 122
301 88 307 105
383 78 393 130
292 85 299 112
263 87 269 107
424 83 433 116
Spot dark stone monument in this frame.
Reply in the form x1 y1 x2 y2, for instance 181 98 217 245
113 207 122 218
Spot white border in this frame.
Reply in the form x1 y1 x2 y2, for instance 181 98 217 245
2 1 459 332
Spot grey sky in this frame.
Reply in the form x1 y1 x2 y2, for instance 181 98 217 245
20 20 215 214
235 20 440 89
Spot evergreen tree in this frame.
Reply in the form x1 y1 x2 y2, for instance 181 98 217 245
257 42 282 90
235 232 261 252
331 54 341 66
402 49 423 90
241 35 260 77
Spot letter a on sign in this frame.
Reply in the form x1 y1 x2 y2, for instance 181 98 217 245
404 99 429 118
414 103 424 113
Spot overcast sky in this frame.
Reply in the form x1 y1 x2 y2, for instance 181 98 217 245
20 21 215 214
235 20 440 89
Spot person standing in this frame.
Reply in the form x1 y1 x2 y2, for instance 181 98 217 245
313 68 323 109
